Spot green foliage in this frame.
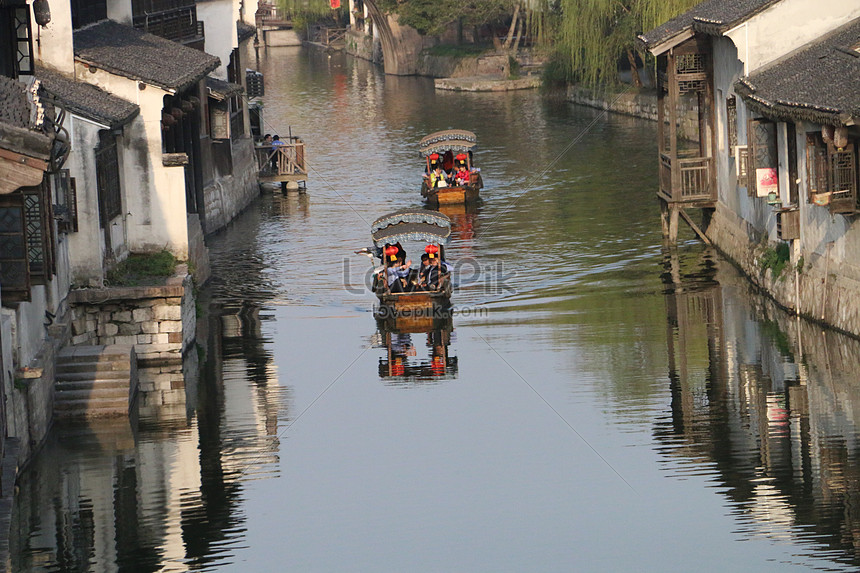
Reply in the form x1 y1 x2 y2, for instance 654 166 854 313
279 0 342 35
796 256 804 274
377 0 552 46
760 242 791 279
107 250 178 286
556 0 700 86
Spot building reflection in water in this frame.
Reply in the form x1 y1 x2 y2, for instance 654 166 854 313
11 253 290 571
658 246 860 568
374 314 458 384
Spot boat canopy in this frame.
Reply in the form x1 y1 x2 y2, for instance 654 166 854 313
419 129 477 158
371 209 451 248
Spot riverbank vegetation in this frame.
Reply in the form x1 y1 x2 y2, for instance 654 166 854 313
553 0 699 86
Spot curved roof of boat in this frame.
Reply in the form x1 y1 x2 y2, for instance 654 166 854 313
419 129 477 157
371 209 451 246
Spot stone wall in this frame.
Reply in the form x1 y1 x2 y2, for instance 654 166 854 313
708 205 860 338
202 137 260 236
566 85 700 141
67 267 196 366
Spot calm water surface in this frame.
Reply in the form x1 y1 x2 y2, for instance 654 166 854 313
12 47 860 572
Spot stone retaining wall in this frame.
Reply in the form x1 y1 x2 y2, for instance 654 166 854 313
202 138 260 236
566 85 700 141
67 267 196 365
708 205 860 337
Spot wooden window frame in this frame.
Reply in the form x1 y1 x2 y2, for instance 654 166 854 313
726 96 737 157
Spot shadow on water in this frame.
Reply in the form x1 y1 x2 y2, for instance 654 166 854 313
657 244 860 569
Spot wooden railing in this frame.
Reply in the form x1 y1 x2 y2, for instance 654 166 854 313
255 142 306 180
319 27 347 47
678 157 712 200
660 154 713 202
256 2 291 27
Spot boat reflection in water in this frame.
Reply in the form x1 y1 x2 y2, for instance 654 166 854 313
374 314 457 384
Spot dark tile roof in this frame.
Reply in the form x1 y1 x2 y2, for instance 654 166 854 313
0 76 53 159
734 18 860 125
74 20 220 91
0 75 31 129
36 67 139 129
639 0 781 52
205 76 243 100
237 20 256 43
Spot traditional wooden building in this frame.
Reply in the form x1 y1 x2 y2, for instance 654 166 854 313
641 0 860 335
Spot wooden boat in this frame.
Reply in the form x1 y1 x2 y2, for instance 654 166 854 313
419 130 483 205
369 209 453 316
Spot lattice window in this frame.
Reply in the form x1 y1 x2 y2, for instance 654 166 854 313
53 169 78 233
676 53 705 74
736 145 749 189
748 118 778 197
0 194 29 302
14 5 33 75
806 133 829 201
830 143 856 197
24 189 45 281
96 131 122 226
726 96 737 156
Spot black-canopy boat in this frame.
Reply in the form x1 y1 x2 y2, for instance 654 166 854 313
366 209 453 318
419 130 483 205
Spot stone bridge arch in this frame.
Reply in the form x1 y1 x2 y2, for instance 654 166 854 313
361 0 426 75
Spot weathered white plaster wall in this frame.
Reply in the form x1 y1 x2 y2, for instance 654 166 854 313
74 63 191 259
65 114 108 285
106 0 133 26
726 0 860 74
30 0 74 74
198 0 238 80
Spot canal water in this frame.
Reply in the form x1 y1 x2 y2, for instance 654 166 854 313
11 47 860 572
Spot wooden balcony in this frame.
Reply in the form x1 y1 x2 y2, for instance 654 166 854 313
256 142 307 183
659 153 715 206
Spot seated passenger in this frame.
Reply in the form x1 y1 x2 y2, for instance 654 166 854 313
417 253 431 288
454 153 470 185
385 251 412 293
424 244 443 290
429 165 449 188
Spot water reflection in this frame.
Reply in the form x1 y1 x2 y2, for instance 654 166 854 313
658 245 860 569
374 315 457 384
11 201 291 571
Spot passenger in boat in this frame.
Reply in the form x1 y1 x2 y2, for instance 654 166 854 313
417 253 431 288
426 153 440 174
423 245 443 290
429 165 449 188
454 154 470 186
385 248 412 293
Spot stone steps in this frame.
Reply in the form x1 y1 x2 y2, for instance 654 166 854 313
54 345 138 419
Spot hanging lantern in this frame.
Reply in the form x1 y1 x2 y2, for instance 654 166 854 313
425 244 439 259
384 245 398 261
32 0 51 26
834 126 848 149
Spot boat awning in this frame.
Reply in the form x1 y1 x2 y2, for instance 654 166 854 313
371 209 451 247
371 209 451 234
419 129 477 157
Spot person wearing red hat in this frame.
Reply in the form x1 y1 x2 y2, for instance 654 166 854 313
382 244 411 293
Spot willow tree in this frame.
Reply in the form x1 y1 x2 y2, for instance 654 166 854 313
557 0 699 86
278 0 341 30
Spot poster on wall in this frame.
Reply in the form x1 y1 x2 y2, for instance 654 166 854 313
756 167 778 198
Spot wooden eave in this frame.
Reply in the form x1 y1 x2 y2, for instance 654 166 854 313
0 148 48 195
642 28 695 57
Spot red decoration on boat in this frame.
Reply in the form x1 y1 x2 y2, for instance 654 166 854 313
385 245 399 261
425 244 439 259
429 153 440 160
330 0 341 8
455 153 467 160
